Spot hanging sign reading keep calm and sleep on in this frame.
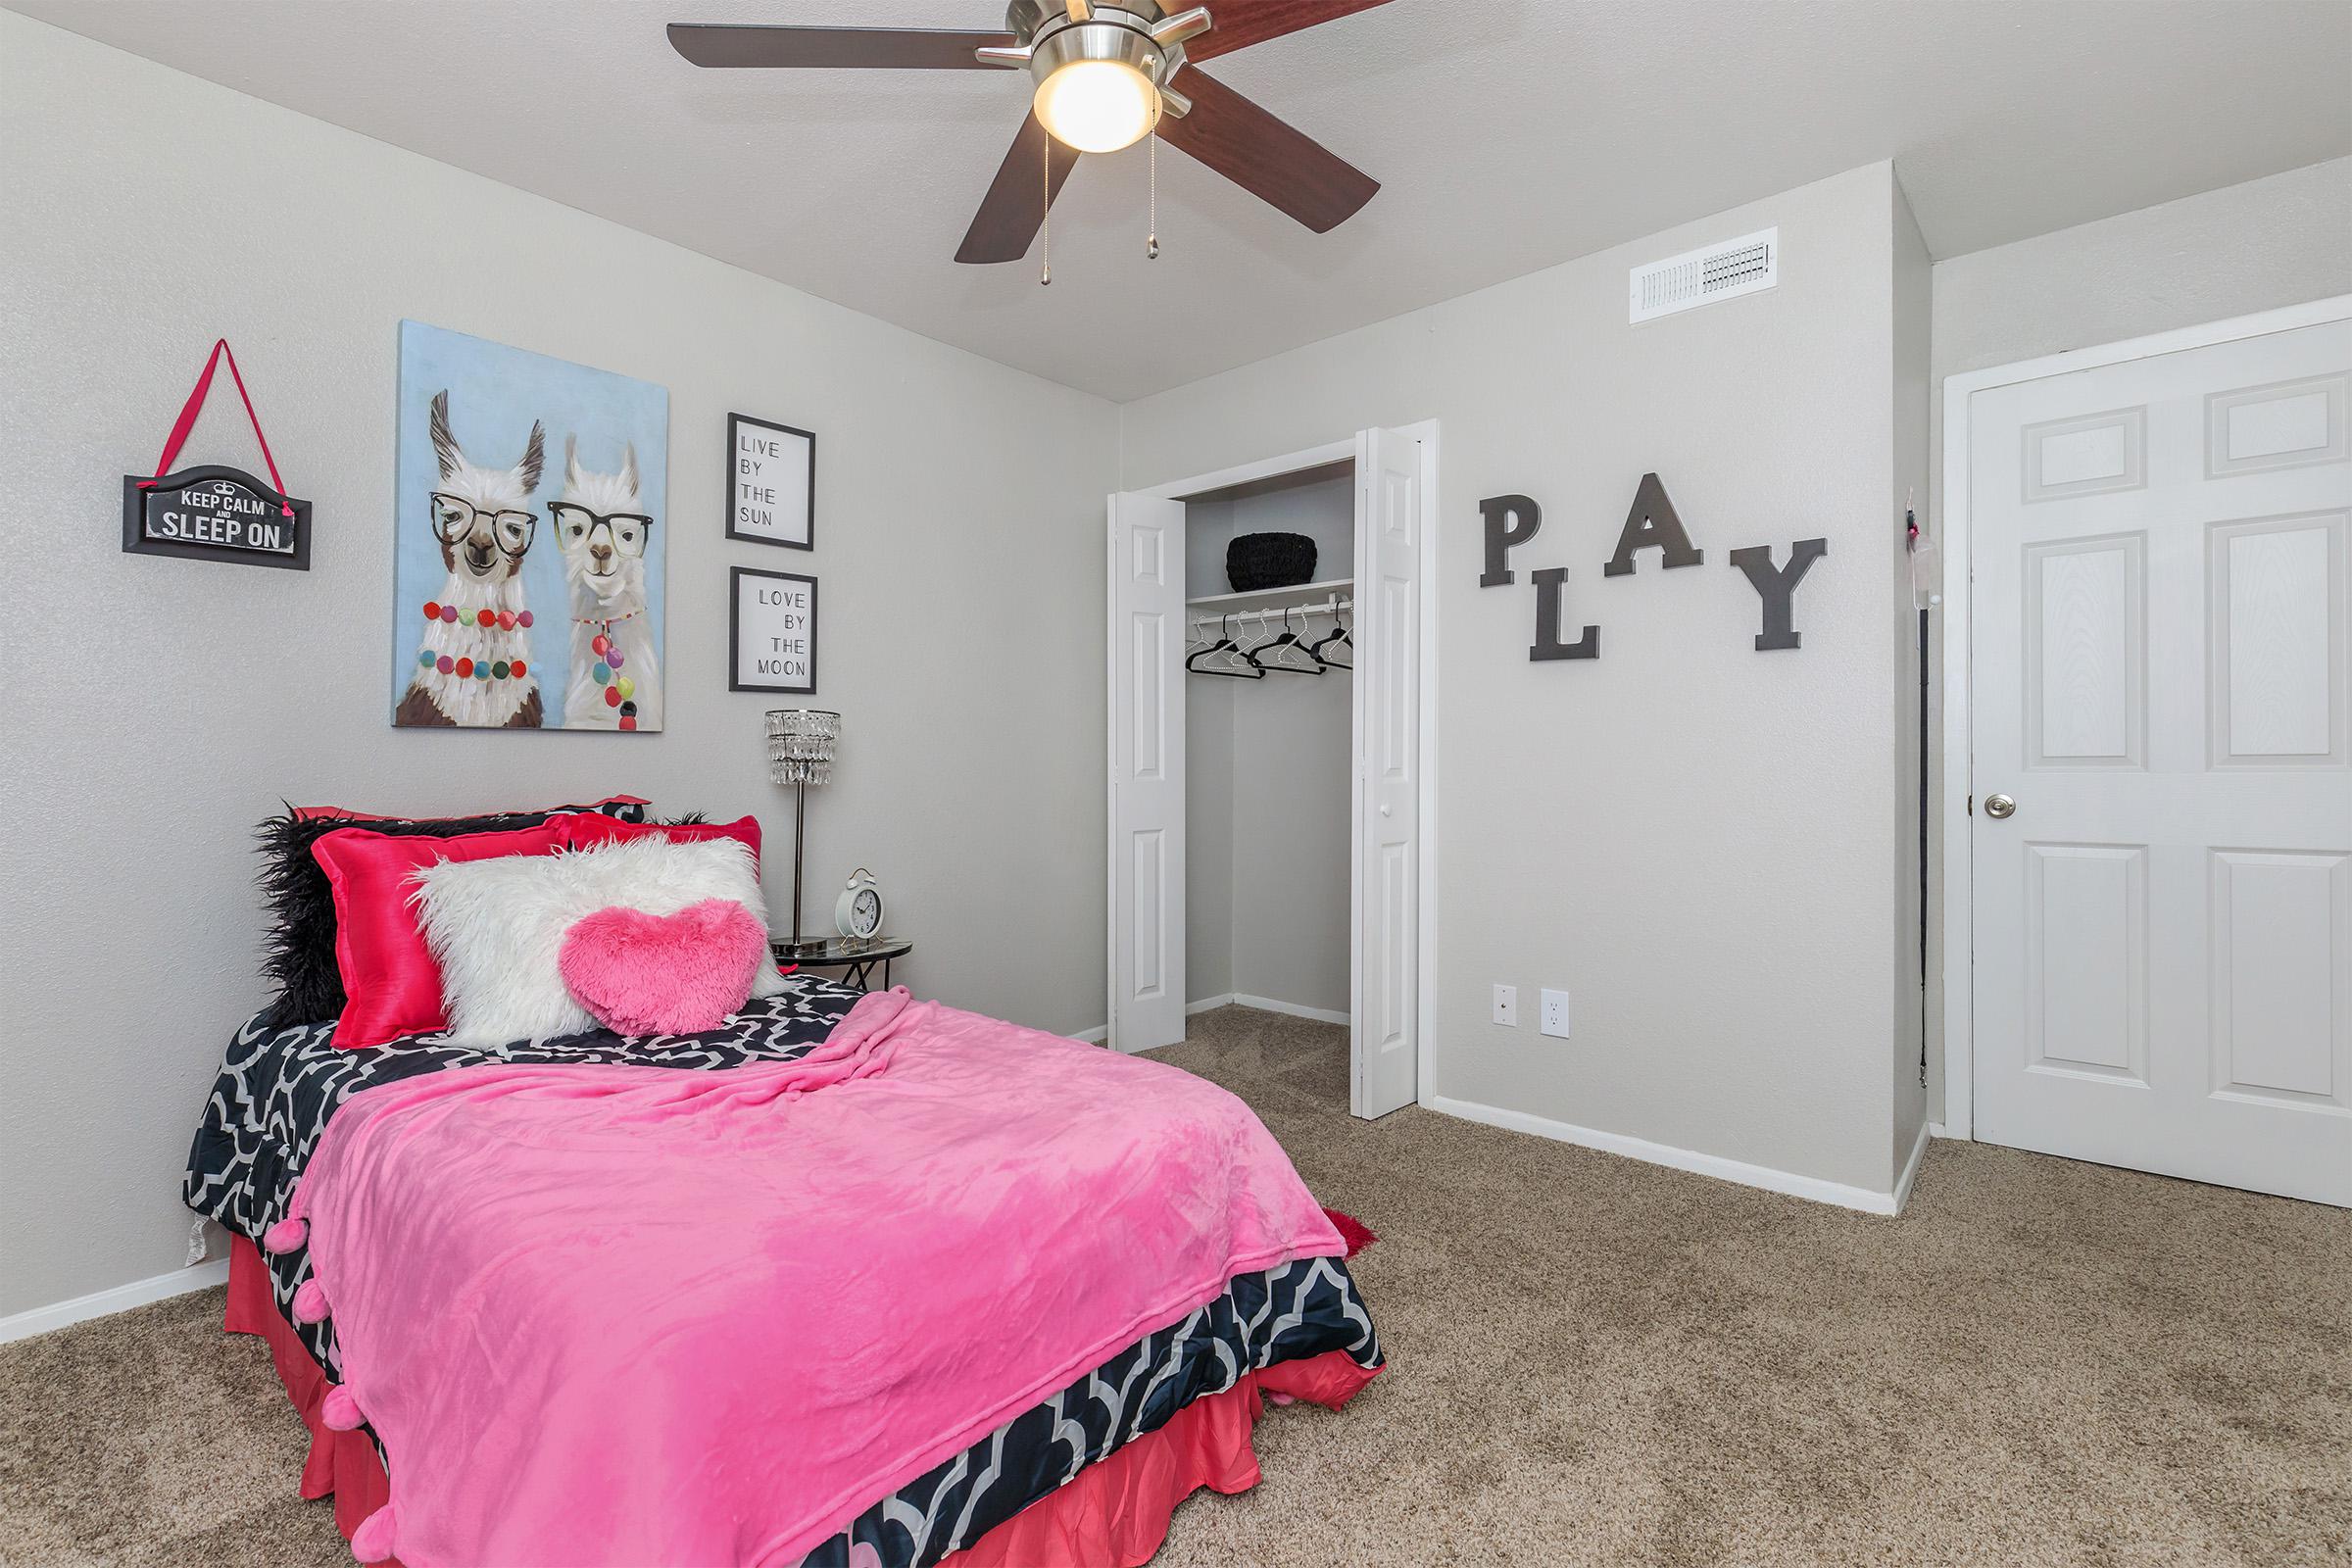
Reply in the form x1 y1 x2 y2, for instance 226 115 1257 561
1479 473 1825 657
122 339 313 570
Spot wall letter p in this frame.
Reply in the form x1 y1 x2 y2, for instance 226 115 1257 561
1479 494 1542 587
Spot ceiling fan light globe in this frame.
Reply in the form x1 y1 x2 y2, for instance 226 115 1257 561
1033 58 1158 153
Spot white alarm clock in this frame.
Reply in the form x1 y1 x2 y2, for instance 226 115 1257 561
835 867 886 941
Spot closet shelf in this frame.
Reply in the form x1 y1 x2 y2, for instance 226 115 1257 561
1185 577 1353 612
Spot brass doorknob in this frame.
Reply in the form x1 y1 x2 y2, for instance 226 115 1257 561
1984 793 2016 819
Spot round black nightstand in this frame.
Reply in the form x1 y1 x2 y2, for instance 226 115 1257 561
773 936 912 993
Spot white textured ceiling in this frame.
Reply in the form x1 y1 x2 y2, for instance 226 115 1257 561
13 0 2349 400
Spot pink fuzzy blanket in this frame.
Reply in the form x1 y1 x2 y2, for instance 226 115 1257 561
282 989 1348 1567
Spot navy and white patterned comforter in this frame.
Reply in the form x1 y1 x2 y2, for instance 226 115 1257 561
183 979 1381 1568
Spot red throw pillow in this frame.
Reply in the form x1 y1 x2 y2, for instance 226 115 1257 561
560 813 762 869
312 821 573 1049
256 798 652 1033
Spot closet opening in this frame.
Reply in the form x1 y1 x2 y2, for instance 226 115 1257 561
1106 426 1437 1119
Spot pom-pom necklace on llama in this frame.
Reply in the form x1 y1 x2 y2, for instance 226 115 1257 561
575 608 646 730
412 588 537 722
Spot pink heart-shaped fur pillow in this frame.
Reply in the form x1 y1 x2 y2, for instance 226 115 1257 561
558 898 766 1037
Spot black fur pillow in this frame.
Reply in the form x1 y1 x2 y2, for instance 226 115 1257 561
253 799 651 1030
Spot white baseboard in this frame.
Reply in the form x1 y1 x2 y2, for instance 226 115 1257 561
1 1257 230 1347
1093 994 1354 1051
1226 994 1352 1027
1424 1095 1910 1216
1893 1119 1933 1214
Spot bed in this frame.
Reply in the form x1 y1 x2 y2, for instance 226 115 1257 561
185 976 1382 1567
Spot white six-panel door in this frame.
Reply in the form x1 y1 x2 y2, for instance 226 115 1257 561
1969 318 2351 1205
1352 427 1424 1117
1108 491 1188 1054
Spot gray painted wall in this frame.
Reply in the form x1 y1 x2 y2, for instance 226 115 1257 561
1228 666 1351 1017
1932 157 2352 389
1918 156 2352 1123
0 14 1118 1320
1123 163 1919 1197
1186 674 1237 1005
1184 481 1355 1017
1889 177 1932 1167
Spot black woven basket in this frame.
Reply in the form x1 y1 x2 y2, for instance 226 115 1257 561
1225 532 1317 593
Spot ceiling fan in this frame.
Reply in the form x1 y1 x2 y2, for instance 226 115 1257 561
668 1 1395 265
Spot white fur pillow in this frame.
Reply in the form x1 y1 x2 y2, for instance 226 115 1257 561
414 835 787 1047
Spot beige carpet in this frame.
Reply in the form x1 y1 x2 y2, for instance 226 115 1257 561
4 1004 2345 1566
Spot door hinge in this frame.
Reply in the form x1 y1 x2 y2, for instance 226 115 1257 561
1967 793 1974 815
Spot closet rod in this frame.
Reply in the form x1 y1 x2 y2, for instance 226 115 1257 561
1188 595 1352 617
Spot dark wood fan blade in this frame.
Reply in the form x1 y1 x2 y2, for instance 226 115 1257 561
1185 0 1396 64
667 24 1015 70
1154 70 1376 233
956 113 1083 264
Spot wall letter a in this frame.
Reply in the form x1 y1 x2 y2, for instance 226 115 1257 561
1529 567 1599 662
1603 472 1703 576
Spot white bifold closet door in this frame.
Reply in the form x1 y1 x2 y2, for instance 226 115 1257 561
1107 491 1188 1054
1969 317 2351 1205
1351 426 1424 1118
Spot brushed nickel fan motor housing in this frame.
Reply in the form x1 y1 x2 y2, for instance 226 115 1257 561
1004 0 1166 44
985 1 1208 118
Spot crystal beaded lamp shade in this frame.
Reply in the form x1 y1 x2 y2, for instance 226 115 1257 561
765 709 840 787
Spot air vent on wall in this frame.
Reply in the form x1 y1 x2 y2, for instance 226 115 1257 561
1628 227 1778 323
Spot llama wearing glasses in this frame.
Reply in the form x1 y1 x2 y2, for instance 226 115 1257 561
396 390 545 729
556 436 662 732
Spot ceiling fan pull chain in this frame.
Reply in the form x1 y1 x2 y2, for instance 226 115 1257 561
1040 133 1053 286
1147 134 1158 260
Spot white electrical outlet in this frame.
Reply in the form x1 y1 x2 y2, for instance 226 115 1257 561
1492 984 1518 1027
185 1217 210 1266
1540 989 1572 1039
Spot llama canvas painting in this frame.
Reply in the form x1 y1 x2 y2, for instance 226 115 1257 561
393 321 667 730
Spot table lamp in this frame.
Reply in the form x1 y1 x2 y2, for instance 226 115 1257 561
764 708 840 958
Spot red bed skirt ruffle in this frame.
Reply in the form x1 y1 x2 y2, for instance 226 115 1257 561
226 1235 391 1545
225 1235 1376 1567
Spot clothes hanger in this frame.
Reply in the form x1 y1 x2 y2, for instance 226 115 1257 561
1252 604 1327 674
1230 608 1268 661
1234 609 1281 667
1184 617 1218 674
1187 612 1265 679
1308 601 1353 670
1233 611 1284 676
1219 613 1271 678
